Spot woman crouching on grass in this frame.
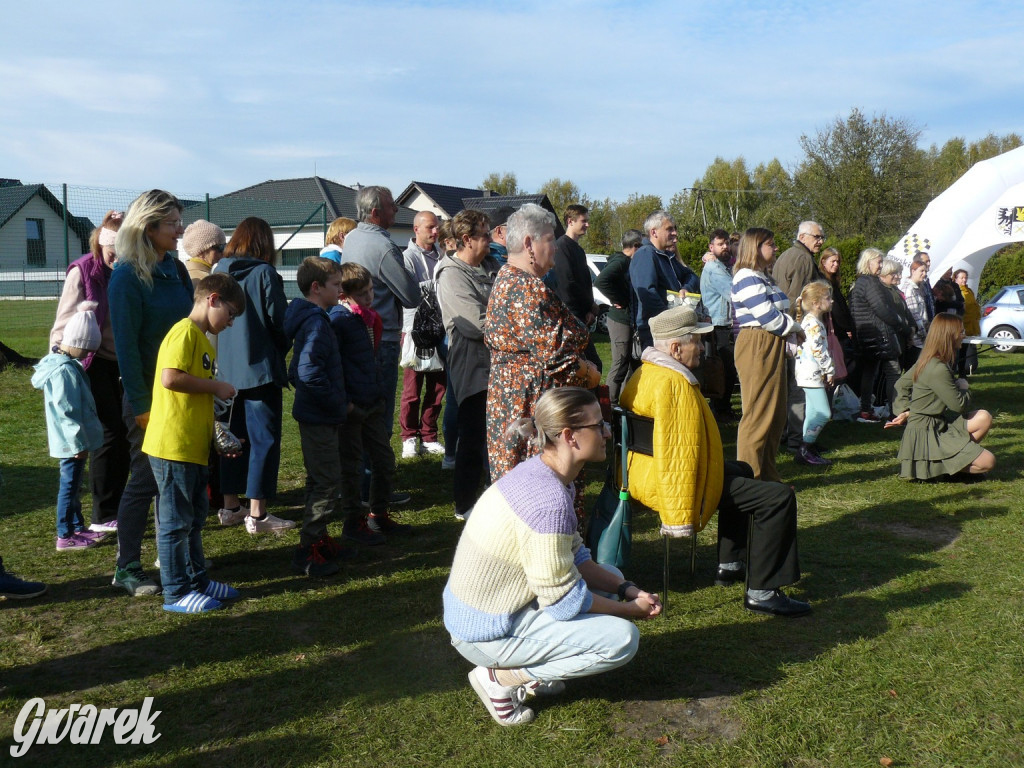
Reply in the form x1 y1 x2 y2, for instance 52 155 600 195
887 314 995 480
443 387 661 727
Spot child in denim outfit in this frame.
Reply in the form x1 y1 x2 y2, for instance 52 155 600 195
33 301 106 551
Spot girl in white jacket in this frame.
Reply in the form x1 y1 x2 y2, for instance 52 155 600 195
794 282 835 467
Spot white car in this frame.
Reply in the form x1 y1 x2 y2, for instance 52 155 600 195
586 254 612 334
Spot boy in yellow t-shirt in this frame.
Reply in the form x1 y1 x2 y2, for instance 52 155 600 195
143 273 245 613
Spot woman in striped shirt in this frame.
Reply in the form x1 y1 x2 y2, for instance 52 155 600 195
730 228 804 481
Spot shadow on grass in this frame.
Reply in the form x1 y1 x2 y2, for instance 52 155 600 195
0 463 58 518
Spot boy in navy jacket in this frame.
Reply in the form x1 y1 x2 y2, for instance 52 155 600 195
329 262 407 545
283 257 352 576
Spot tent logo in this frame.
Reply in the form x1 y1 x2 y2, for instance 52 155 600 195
997 207 1024 236
901 233 931 256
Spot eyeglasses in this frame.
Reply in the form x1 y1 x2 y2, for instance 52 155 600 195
213 244 225 253
574 421 611 434
807 233 826 241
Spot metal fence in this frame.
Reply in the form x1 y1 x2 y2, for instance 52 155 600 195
0 183 330 321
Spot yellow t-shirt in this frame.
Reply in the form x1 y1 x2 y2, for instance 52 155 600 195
142 318 216 465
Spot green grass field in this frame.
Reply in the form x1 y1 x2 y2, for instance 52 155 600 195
1 300 1023 767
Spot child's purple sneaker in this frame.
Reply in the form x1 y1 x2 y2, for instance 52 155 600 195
75 530 110 544
56 534 96 551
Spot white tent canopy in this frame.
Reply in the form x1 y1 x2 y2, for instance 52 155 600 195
888 145 1024 291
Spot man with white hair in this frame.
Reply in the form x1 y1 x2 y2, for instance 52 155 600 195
342 185 421 505
628 210 700 351
620 305 810 617
774 221 825 454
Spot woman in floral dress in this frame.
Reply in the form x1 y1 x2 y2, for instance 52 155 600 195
484 204 602 495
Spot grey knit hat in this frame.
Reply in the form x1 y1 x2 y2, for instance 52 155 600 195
63 300 102 352
649 305 713 340
181 220 226 259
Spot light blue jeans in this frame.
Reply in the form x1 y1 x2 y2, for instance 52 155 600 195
801 386 831 444
450 566 640 681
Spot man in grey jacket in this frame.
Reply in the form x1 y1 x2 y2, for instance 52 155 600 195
341 186 421 440
773 220 825 453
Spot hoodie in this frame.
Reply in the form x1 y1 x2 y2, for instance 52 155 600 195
32 352 103 458
284 297 347 425
212 256 290 390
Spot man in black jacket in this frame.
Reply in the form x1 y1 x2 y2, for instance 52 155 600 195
595 229 643 403
553 204 601 370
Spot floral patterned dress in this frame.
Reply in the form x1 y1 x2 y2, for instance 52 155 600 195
484 264 591 508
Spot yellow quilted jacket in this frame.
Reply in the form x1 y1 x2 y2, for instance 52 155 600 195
619 350 724 537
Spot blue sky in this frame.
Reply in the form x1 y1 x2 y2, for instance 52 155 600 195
2 0 1021 203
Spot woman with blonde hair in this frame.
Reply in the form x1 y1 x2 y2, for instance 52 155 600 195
48 210 128 533
320 217 357 263
730 227 803 481
443 387 661 726
888 314 995 479
108 190 193 596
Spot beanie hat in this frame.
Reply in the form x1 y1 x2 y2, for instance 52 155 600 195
63 301 102 352
649 305 713 341
181 220 226 259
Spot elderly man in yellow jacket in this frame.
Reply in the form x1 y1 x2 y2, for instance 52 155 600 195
620 305 810 617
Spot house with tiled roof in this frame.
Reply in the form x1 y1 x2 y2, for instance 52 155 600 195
463 194 565 238
0 180 93 295
184 177 416 265
396 181 485 219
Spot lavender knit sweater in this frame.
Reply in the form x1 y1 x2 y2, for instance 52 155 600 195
442 455 593 642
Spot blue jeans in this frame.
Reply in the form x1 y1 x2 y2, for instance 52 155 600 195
150 457 209 604
802 387 831 444
56 456 87 538
450 565 639 681
220 383 283 501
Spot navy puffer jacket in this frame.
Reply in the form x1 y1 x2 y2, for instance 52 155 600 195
284 298 347 424
329 303 380 409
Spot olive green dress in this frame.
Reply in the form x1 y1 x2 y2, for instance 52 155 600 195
893 359 982 479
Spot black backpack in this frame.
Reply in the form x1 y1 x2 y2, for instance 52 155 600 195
411 283 445 352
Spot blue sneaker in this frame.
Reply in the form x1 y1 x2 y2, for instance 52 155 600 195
163 591 222 613
0 559 47 599
201 580 239 600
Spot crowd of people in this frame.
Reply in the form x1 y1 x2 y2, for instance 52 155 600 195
1 190 998 723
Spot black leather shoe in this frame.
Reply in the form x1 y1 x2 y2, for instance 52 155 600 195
714 567 745 587
744 590 812 617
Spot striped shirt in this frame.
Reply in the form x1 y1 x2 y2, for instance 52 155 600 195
731 268 798 337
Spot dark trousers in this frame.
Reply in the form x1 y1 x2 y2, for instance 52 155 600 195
339 401 395 519
711 326 737 416
605 317 632 404
298 422 340 549
85 356 129 525
454 391 488 517
716 461 800 591
782 355 805 450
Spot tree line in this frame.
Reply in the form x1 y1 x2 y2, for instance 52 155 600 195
480 109 1023 300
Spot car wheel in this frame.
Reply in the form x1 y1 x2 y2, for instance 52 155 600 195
989 325 1021 352
594 309 609 336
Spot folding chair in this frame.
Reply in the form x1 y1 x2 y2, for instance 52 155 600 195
612 406 699 612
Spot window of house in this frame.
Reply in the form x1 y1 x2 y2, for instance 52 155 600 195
26 218 46 267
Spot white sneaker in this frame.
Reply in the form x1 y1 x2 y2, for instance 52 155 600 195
422 441 445 455
401 437 420 458
245 514 297 534
523 679 566 697
467 666 534 726
218 506 249 526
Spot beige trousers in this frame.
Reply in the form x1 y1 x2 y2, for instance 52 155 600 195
734 328 788 482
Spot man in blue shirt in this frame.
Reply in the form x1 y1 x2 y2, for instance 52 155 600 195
699 228 738 422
